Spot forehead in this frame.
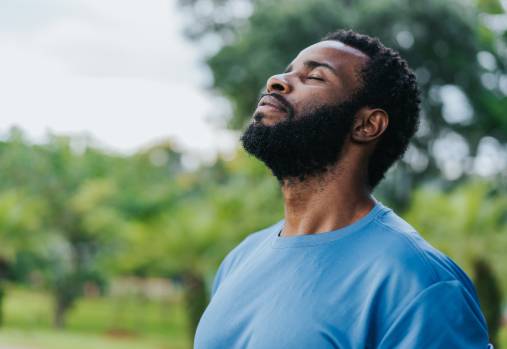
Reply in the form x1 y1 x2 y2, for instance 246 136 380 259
292 40 369 81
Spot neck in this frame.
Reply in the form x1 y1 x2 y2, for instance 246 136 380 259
279 155 374 237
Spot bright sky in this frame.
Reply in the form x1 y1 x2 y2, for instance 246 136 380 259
0 0 238 163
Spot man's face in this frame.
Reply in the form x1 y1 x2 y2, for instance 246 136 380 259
240 40 369 182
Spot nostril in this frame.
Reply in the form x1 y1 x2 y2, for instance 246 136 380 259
272 82 284 91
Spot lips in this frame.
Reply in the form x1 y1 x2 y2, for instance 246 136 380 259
258 95 288 112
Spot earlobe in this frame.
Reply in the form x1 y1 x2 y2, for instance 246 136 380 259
351 108 389 143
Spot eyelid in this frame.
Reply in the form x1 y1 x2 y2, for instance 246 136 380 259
307 67 326 80
307 75 324 81
281 67 325 81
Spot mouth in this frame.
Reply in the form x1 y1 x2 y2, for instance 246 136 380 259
257 95 288 113
253 93 295 125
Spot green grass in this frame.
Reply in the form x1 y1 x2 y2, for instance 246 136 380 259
0 285 191 349
0 327 187 349
500 326 507 348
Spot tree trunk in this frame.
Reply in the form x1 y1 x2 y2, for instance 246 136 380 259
473 257 503 348
52 279 79 329
52 242 85 329
0 284 5 327
53 296 68 329
182 270 209 347
0 259 10 328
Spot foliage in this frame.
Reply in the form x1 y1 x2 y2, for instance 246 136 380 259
113 148 282 279
0 131 182 328
0 129 283 339
404 178 507 292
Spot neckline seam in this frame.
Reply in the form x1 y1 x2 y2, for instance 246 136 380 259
270 204 389 249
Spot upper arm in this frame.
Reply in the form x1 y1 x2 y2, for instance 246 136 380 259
377 280 492 348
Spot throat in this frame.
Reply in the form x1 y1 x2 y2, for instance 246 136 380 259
280 164 373 237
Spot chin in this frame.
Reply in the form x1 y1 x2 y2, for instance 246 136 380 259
254 113 287 127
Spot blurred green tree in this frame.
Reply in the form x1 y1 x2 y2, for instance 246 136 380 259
405 178 507 294
0 130 130 328
0 130 48 326
0 189 44 326
114 148 283 343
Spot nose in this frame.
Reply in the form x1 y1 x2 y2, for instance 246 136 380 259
266 74 291 94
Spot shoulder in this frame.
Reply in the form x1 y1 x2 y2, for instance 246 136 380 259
211 220 281 295
365 206 484 340
372 207 472 285
224 221 279 266
367 205 480 305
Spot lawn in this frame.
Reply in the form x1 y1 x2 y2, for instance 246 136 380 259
0 328 188 349
500 327 507 348
0 285 190 349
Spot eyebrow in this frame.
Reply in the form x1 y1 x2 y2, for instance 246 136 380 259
283 60 338 76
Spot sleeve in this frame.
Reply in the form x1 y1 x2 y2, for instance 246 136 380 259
210 243 243 298
210 257 228 298
377 280 493 348
209 229 270 298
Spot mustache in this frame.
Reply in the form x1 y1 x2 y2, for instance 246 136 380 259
256 92 295 120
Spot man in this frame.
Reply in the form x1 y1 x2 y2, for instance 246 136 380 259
194 29 493 348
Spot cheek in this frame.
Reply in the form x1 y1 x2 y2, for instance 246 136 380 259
292 90 339 115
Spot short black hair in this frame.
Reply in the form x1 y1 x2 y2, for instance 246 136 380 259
321 29 421 189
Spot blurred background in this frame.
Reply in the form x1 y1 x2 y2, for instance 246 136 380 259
0 0 506 348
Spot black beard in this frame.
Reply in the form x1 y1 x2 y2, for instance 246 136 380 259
240 101 358 183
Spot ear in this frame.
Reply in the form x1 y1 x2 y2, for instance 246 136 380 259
350 107 389 143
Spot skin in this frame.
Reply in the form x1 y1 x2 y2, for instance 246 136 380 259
255 40 389 237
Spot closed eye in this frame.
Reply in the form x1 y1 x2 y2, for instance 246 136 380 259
307 76 324 81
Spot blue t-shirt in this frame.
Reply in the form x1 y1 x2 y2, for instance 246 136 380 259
194 199 492 348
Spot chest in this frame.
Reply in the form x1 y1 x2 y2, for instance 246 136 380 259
195 252 378 349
